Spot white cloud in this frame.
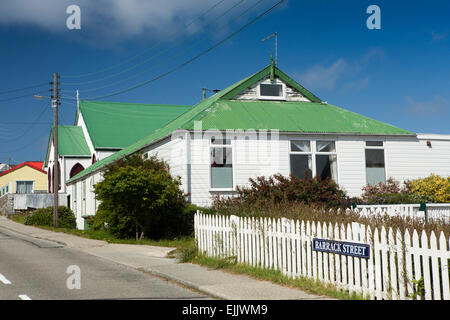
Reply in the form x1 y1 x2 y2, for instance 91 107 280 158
298 58 348 90
0 0 243 42
406 96 449 116
295 48 384 92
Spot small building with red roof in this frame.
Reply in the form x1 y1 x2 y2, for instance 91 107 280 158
0 161 47 196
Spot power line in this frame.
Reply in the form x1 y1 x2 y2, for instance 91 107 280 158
0 82 48 95
0 102 50 142
64 0 284 101
0 91 46 103
60 0 246 88
62 0 256 95
62 0 228 80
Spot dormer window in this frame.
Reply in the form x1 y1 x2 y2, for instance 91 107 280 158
257 82 286 100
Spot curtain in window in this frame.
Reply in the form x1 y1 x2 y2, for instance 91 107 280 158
291 140 311 152
316 155 338 181
316 141 336 152
16 181 33 194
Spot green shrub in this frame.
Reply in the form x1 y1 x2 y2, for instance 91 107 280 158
24 206 76 229
93 153 192 240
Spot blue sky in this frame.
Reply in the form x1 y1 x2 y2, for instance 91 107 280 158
0 0 449 164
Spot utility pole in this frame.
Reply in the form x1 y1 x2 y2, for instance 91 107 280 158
51 72 60 228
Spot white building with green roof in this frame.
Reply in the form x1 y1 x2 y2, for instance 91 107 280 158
61 62 450 229
44 101 191 194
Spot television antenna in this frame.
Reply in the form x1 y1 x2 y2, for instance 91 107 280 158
261 32 277 66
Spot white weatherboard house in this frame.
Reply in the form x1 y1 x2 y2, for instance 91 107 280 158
44 102 191 193
64 62 450 230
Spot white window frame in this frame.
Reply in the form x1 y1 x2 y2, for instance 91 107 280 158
209 135 234 191
257 79 286 101
364 140 387 185
289 139 338 182
15 180 34 194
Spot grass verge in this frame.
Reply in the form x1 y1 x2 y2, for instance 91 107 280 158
8 213 193 248
170 241 367 300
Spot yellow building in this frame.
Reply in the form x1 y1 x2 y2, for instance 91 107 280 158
0 162 47 196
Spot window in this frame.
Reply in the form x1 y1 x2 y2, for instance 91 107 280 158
210 137 233 189
366 141 383 147
365 141 386 185
315 141 338 181
290 140 338 182
82 180 86 216
260 84 283 97
72 184 77 214
258 82 286 100
69 163 85 179
290 140 312 179
16 181 33 194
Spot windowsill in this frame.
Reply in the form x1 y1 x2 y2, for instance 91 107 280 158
257 96 287 101
209 188 236 192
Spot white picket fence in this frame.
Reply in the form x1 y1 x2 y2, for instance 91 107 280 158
194 212 450 300
355 204 450 222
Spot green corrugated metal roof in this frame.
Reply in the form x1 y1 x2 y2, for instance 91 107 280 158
185 100 414 135
67 64 414 184
44 126 91 168
79 101 192 149
57 126 91 156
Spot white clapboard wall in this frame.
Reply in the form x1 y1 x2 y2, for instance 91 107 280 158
194 212 450 300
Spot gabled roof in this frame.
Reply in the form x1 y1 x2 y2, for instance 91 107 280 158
0 161 45 178
57 126 91 156
44 126 91 167
67 64 415 184
77 101 192 149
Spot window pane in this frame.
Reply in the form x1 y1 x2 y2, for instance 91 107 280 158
211 147 233 188
365 149 386 185
211 167 233 188
366 141 383 147
290 154 312 179
260 84 283 96
365 149 385 168
291 140 311 152
316 155 338 181
26 181 33 193
366 168 386 185
316 141 336 152
211 147 232 166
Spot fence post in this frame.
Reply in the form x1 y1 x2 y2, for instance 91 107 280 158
439 232 450 300
230 215 239 261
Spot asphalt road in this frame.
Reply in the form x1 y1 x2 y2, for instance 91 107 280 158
0 227 210 300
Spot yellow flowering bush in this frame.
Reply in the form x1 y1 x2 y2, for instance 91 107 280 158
408 174 450 203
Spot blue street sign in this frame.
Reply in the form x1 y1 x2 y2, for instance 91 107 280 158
312 238 370 259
